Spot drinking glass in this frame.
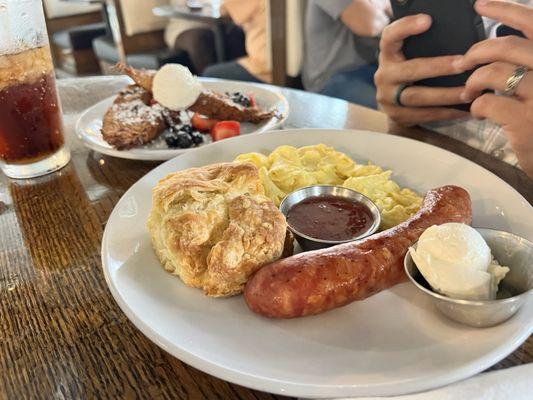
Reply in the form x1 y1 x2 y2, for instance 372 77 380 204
0 0 70 179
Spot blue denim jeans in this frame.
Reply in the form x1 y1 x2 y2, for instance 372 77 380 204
320 64 378 109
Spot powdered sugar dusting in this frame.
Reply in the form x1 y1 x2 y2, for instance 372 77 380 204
111 100 163 126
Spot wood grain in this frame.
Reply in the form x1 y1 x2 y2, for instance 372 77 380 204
0 77 530 400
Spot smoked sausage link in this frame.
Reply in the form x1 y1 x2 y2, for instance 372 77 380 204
244 186 472 318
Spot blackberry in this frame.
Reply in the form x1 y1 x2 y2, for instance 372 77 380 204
164 130 192 148
176 132 192 148
190 132 204 145
164 131 181 148
179 124 194 134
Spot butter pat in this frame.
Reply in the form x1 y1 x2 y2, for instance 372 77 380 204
409 223 509 301
152 64 202 110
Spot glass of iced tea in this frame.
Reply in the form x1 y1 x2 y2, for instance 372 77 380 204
0 0 70 179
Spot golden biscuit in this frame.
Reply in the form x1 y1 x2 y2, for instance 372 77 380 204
147 162 287 297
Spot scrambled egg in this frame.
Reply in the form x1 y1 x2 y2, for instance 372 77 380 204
235 144 423 230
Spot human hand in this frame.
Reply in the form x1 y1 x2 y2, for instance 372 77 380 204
458 0 533 177
375 14 470 127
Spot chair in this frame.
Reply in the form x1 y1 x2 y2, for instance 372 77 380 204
93 0 190 73
44 0 106 75
267 0 306 87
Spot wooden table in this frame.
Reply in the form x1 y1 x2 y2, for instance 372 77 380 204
0 76 531 400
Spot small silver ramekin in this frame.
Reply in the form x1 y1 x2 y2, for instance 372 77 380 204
279 185 381 251
404 228 533 328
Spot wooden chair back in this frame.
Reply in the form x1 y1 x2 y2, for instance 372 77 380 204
103 0 170 61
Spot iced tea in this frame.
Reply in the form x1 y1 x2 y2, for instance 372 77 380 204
0 45 65 164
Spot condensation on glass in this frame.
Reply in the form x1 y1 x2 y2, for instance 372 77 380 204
0 0 70 179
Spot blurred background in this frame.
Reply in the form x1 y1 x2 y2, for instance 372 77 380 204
46 0 383 108
47 0 304 84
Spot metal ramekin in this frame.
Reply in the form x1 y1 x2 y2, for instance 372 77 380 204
279 185 381 251
404 228 533 328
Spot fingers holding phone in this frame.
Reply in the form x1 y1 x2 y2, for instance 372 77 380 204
473 0 533 39
457 9 533 101
462 61 533 101
375 0 533 175
375 15 469 126
461 0 533 177
375 54 467 107
379 14 432 62
460 0 533 102
457 35 533 72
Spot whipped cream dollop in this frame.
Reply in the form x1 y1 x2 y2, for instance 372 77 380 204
152 64 202 110
409 223 509 301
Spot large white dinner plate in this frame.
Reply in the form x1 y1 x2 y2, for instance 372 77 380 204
102 129 533 398
76 78 289 161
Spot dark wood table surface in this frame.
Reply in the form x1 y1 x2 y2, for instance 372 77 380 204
0 76 531 400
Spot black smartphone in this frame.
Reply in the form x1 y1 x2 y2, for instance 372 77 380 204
496 24 526 38
391 0 486 110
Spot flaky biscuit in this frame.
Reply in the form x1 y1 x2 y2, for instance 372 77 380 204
147 162 287 297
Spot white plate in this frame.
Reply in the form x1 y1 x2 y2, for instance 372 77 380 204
102 129 533 398
76 78 289 160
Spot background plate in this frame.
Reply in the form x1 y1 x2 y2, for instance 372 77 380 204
76 78 289 160
102 129 533 398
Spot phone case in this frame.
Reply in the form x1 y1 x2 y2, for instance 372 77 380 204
391 0 486 110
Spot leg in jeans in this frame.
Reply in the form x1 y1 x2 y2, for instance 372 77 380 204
174 28 217 74
218 21 246 61
320 64 379 109
203 61 263 83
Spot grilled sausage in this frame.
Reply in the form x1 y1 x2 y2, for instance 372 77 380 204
244 186 472 318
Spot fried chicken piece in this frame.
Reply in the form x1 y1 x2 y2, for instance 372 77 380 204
116 62 155 92
102 100 166 150
116 63 278 123
189 91 276 123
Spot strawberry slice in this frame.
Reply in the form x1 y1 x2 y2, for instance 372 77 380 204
210 121 241 141
191 113 219 132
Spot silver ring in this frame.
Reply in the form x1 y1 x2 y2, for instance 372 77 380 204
395 83 410 107
504 65 528 96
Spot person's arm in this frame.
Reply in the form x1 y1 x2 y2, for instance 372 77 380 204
459 0 533 177
221 0 260 25
340 0 391 37
374 14 469 126
315 0 390 37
